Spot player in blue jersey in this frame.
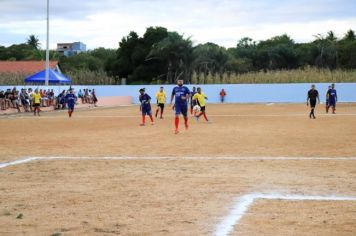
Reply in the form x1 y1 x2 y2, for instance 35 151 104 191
139 88 154 126
189 86 197 115
170 79 190 134
65 89 77 118
326 84 338 114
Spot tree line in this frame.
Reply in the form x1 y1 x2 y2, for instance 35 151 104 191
0 27 355 84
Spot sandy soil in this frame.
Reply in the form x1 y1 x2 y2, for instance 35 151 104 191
1 103 356 235
0 159 355 235
1 103 356 162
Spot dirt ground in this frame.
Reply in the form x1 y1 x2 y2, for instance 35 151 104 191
1 103 356 235
1 103 356 162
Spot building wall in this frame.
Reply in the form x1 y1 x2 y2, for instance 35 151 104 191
1 83 355 104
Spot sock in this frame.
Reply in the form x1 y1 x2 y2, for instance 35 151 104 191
203 113 208 121
149 114 154 122
197 112 203 117
68 110 71 117
190 107 193 115
311 108 315 117
142 115 145 124
160 108 164 118
175 117 179 130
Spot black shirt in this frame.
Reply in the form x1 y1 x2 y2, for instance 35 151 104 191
308 89 319 100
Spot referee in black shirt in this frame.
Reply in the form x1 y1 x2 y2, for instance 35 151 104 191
307 84 320 119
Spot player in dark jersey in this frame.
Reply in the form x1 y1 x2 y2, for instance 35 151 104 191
139 88 154 126
170 79 190 134
326 83 337 114
325 85 331 113
307 84 320 119
65 89 77 118
189 87 197 115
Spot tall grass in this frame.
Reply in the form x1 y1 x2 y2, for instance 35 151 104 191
0 70 117 86
1 67 356 85
196 67 356 84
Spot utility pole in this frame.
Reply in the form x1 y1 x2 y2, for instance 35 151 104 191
45 0 49 86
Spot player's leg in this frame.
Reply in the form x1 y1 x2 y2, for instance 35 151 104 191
201 106 208 121
181 104 189 130
155 105 159 118
160 104 164 118
174 105 181 133
140 109 146 126
148 108 154 124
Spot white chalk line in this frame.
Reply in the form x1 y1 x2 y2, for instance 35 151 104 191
3 113 356 119
215 193 356 236
1 156 356 169
1 156 356 235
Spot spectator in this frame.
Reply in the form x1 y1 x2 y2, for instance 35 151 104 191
92 89 98 107
4 89 12 109
0 90 5 110
219 89 227 103
78 89 84 104
28 88 33 111
11 87 21 112
19 89 30 112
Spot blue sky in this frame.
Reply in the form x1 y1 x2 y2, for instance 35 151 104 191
0 0 355 49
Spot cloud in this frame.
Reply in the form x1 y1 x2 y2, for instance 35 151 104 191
0 0 355 49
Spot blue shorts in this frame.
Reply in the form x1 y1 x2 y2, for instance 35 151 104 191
329 100 336 107
142 106 152 115
175 103 188 116
68 104 75 110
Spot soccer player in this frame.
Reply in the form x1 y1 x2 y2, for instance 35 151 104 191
189 87 197 115
170 79 190 134
307 84 320 119
325 85 331 113
65 89 77 118
327 83 337 114
139 88 154 126
155 86 166 119
32 89 42 116
219 89 226 103
192 87 209 122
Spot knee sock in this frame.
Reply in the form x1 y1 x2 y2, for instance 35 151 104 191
175 117 179 130
149 114 154 122
142 115 146 124
203 113 208 121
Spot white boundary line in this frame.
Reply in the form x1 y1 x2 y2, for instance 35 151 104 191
214 193 356 236
1 156 356 169
2 113 356 119
1 156 356 236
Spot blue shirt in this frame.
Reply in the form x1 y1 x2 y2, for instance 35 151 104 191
172 86 190 105
328 89 337 101
65 93 76 105
139 93 151 108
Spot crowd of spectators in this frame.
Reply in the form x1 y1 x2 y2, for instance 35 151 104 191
0 87 98 112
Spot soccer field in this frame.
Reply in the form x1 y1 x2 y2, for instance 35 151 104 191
1 103 356 235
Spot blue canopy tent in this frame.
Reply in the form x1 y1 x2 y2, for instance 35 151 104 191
25 69 71 85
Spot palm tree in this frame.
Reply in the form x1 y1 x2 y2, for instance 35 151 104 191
26 35 40 50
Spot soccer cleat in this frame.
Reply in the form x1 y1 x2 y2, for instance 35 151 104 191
139 123 145 126
174 129 179 134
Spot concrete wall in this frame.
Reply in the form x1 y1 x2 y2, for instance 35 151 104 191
1 83 355 104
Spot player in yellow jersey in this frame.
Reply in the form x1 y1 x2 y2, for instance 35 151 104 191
32 89 42 116
155 86 166 119
192 87 209 122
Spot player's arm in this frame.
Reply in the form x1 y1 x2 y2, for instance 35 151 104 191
306 93 309 106
169 90 174 106
335 91 338 102
317 92 320 104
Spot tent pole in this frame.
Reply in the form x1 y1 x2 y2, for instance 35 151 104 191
45 0 50 86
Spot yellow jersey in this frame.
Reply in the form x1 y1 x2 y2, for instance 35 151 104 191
156 91 166 104
192 92 207 107
32 93 41 104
